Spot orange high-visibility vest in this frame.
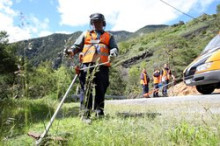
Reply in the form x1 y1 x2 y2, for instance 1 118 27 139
82 31 111 66
162 68 170 80
140 72 148 85
153 76 160 84
153 70 161 84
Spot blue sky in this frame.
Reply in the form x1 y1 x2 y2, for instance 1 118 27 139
0 0 219 42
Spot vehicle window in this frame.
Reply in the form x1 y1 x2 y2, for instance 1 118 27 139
201 34 220 54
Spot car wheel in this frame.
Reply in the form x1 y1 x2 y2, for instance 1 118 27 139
196 85 215 94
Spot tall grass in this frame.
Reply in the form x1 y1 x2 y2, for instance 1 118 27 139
0 98 55 140
168 122 219 145
1 99 220 146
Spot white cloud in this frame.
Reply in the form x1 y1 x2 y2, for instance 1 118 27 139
0 0 29 42
39 30 53 37
57 0 216 32
55 31 72 34
39 30 72 38
0 0 52 42
29 16 50 30
0 0 216 42
7 26 31 42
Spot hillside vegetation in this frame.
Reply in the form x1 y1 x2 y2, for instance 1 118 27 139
115 13 220 97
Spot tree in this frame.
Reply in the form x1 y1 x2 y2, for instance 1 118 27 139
0 32 17 74
125 66 141 98
0 31 17 99
107 66 126 95
28 61 56 98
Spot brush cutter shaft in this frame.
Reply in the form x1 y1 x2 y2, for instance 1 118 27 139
36 74 78 145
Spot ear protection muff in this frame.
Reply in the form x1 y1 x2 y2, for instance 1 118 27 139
103 21 106 27
90 13 106 27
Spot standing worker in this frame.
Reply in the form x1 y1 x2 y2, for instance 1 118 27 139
65 13 118 121
161 63 175 97
153 68 161 97
140 68 150 98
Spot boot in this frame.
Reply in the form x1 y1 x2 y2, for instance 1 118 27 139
80 109 92 124
95 109 104 118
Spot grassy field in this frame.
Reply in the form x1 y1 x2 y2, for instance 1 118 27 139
1 98 220 146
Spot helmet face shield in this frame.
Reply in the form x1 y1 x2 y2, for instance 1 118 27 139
90 13 106 26
91 19 102 24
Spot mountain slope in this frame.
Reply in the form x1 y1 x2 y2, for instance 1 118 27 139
12 13 220 80
116 14 220 78
14 25 167 67
15 32 79 66
129 24 168 39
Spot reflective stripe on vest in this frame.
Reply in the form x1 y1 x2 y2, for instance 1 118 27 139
82 31 111 66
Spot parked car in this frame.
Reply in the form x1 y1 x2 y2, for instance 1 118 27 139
183 32 220 94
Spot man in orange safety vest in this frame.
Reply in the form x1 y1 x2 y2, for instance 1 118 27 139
140 68 150 98
161 63 175 97
153 68 161 97
65 13 118 122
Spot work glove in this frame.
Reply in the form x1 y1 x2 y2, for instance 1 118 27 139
63 48 74 57
110 48 118 57
75 65 80 75
108 48 118 62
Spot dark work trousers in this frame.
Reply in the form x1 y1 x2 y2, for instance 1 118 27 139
79 63 109 115
142 85 149 94
153 83 159 97
162 80 169 96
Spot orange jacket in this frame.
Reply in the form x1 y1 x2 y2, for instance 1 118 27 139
140 72 149 85
153 70 161 84
82 31 110 66
162 68 171 81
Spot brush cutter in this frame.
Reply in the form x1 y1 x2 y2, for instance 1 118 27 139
35 61 110 145
35 74 78 145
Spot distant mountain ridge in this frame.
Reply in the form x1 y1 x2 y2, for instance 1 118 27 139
14 24 167 67
130 24 168 38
